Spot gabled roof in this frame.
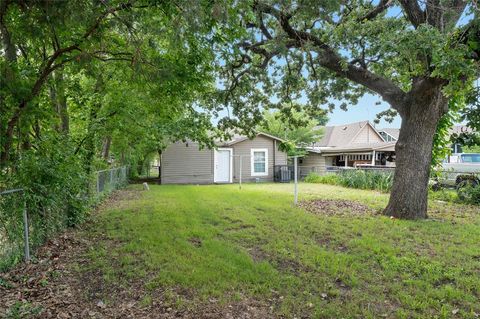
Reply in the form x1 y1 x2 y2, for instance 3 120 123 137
314 121 384 147
449 125 472 135
221 132 285 146
379 128 400 140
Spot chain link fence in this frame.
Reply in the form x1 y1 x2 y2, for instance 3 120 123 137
0 166 129 271
95 166 129 196
0 189 29 271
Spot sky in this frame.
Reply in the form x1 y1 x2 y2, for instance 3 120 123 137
326 94 401 129
211 3 474 131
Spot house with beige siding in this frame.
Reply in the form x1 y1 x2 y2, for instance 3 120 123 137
301 121 396 176
161 133 287 184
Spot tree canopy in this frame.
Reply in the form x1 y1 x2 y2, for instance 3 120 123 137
1 0 480 221
0 0 220 174
214 0 480 219
258 108 325 155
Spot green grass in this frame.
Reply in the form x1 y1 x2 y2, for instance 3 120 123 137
84 183 480 318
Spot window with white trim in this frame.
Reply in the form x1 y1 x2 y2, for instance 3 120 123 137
251 148 268 176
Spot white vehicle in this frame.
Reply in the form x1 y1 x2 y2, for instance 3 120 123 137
435 153 480 187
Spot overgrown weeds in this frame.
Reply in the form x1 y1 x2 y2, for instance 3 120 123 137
304 169 393 192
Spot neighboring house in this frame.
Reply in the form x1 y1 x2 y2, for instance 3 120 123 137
380 125 473 154
378 126 473 153
449 125 473 154
301 121 396 175
161 133 287 184
378 128 399 142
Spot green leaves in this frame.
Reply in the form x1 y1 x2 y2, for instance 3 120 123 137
258 108 325 156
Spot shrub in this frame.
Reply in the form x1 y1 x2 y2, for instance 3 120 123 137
428 188 458 203
457 184 480 205
0 137 90 271
304 172 339 185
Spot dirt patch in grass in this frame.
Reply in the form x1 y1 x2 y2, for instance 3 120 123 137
224 224 255 232
247 246 310 274
95 188 142 211
299 199 376 216
188 237 203 247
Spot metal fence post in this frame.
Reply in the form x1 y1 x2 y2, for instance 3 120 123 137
239 156 243 190
294 156 298 205
96 171 100 194
22 192 30 262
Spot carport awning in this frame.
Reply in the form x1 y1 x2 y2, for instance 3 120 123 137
307 142 396 154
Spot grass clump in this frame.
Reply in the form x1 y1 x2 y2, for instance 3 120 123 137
304 172 339 184
338 169 393 192
457 184 480 205
304 169 393 192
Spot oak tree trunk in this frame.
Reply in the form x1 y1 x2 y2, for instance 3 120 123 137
101 136 112 160
51 70 70 134
384 87 447 219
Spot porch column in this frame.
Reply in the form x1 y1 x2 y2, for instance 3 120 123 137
344 154 348 167
371 150 376 166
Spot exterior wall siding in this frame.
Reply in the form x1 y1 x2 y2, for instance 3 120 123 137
161 135 286 184
352 125 384 144
161 141 214 184
231 136 287 183
300 153 326 176
324 156 334 166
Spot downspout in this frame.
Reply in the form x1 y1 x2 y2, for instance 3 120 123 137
273 140 276 166
273 139 276 180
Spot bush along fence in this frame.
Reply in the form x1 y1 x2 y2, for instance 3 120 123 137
0 166 129 272
0 189 29 271
304 168 394 193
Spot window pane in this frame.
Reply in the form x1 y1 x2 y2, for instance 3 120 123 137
254 163 265 173
253 151 266 173
462 154 480 163
254 152 265 161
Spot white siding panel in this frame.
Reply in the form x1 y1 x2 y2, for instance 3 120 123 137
352 125 384 144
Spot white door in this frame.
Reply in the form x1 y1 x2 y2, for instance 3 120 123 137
214 149 231 183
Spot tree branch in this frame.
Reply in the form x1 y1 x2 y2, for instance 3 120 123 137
358 0 393 21
251 2 406 109
1 0 138 164
398 0 425 28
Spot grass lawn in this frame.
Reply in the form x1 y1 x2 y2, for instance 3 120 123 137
76 183 480 319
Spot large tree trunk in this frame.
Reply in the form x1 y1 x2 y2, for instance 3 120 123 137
50 70 70 134
84 74 104 177
101 136 111 161
384 86 447 219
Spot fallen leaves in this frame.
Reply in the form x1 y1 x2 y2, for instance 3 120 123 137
298 199 376 216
